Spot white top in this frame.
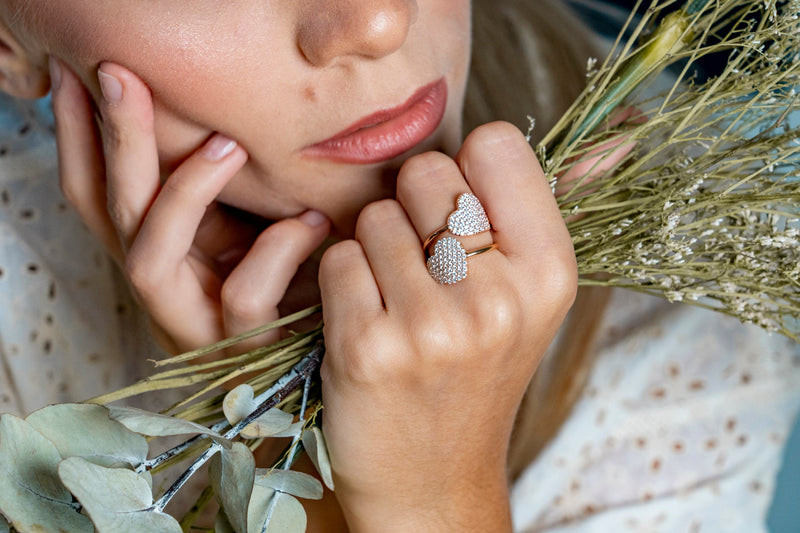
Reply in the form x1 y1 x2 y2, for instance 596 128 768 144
511 288 800 532
0 94 798 531
0 94 159 416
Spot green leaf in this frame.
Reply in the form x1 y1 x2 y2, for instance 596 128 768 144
223 384 295 438
107 405 231 448
254 469 323 500
209 443 255 533
58 457 182 533
0 415 93 533
0 514 9 533
26 404 148 468
248 486 307 533
302 427 334 490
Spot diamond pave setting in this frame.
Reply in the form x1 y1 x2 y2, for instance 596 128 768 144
427 237 468 284
447 192 491 236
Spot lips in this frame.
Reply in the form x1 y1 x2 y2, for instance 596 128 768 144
303 78 448 164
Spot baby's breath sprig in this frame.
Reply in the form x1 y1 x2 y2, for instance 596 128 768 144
543 0 800 341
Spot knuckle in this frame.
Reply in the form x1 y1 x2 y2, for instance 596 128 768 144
324 322 393 386
471 285 524 349
319 239 363 276
98 103 154 150
396 151 457 197
220 281 269 323
355 199 404 237
124 249 158 299
105 195 129 229
412 315 454 357
407 306 473 369
464 121 527 151
99 119 128 152
538 251 579 312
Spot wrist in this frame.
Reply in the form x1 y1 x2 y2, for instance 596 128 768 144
338 466 512 533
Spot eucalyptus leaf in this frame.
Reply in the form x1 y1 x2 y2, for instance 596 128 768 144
215 507 237 533
254 469 323 500
240 409 294 439
209 442 255 533
107 405 231 447
0 514 9 533
302 427 334 490
223 384 296 438
268 420 304 439
26 404 148 468
223 384 258 425
58 457 182 533
0 415 93 533
248 485 307 533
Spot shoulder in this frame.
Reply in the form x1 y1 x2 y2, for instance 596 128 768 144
511 289 800 532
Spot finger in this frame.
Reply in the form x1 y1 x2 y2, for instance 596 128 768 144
95 62 161 250
353 199 433 309
50 58 123 262
221 210 331 348
319 239 384 331
124 134 248 348
395 151 488 253
456 122 570 263
128 133 248 282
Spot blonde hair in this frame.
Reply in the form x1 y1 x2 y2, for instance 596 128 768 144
467 0 613 479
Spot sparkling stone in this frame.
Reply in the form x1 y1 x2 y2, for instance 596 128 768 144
427 237 468 284
447 192 491 236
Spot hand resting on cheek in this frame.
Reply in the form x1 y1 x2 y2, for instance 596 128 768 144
49 59 331 356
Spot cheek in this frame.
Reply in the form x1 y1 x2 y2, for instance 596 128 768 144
150 103 211 176
40 3 273 146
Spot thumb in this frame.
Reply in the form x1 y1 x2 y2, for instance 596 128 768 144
221 210 331 349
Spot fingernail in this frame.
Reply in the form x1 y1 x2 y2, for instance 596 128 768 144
98 68 123 104
299 210 328 227
200 134 237 161
49 57 62 92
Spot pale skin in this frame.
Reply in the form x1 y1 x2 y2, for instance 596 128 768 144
0 1 583 531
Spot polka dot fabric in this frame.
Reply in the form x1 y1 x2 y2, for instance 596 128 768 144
0 93 161 416
511 289 800 532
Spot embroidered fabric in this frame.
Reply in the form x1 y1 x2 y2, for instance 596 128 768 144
0 93 162 416
511 289 800 532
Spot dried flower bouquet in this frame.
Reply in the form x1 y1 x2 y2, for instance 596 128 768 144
1 0 798 531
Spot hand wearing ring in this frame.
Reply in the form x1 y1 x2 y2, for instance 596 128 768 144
424 192 497 284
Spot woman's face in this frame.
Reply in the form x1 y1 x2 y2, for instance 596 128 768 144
14 0 471 235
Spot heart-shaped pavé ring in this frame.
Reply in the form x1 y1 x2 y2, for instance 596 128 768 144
423 192 492 251
424 192 496 284
426 237 497 284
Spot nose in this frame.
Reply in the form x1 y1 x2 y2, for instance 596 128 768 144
297 0 419 67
